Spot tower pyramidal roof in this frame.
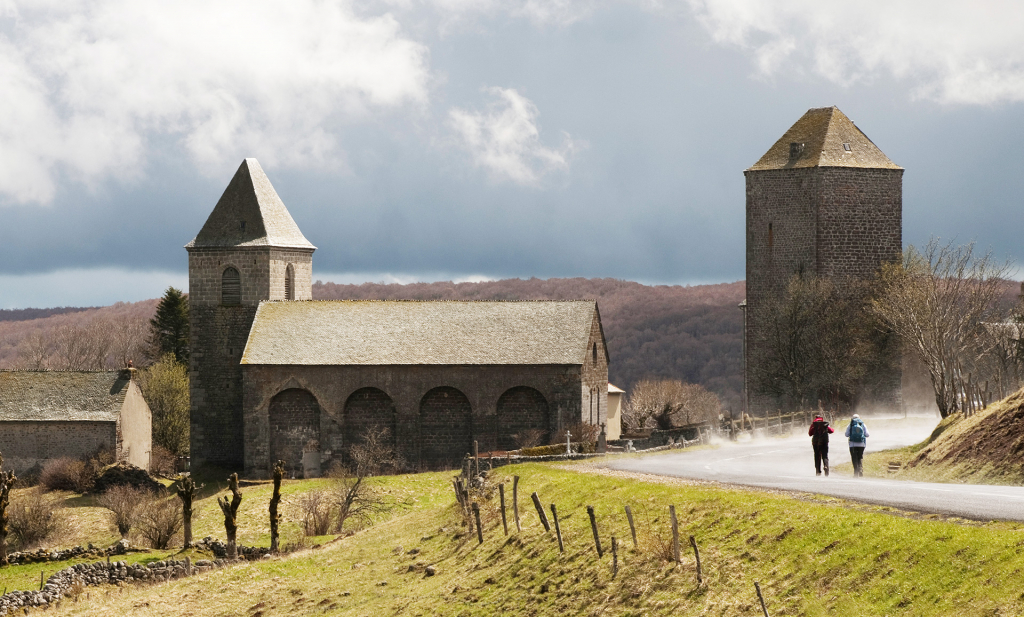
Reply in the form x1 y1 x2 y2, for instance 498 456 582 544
186 158 316 250
747 106 901 171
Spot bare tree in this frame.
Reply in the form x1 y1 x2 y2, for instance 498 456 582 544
871 239 1013 418
17 332 51 370
623 379 723 431
110 314 149 368
98 485 148 539
217 474 243 559
298 490 333 536
0 453 16 566
137 495 184 549
330 428 399 533
175 475 202 548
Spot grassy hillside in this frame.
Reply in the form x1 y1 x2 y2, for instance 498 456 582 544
13 463 1024 616
860 388 1024 485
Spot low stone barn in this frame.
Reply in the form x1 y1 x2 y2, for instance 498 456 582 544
0 369 152 475
240 299 609 476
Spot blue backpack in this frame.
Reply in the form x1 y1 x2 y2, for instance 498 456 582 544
849 419 865 442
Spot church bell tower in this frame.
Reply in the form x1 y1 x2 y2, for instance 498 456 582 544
186 158 315 469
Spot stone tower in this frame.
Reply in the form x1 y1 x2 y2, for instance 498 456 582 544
186 159 315 469
744 106 903 413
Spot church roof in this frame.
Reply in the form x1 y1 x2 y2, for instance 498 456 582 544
0 371 130 422
242 300 600 366
747 106 901 171
186 158 316 250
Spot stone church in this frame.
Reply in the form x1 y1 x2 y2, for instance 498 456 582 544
187 159 609 476
743 106 903 413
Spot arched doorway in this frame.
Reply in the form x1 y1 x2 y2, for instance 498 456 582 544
269 388 321 473
496 386 550 451
419 386 472 469
343 387 397 464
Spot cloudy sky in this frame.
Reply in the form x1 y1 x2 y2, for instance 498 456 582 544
2 0 1023 308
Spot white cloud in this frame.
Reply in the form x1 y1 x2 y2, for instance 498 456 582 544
0 0 429 205
687 0 1024 105
449 87 577 185
382 0 600 28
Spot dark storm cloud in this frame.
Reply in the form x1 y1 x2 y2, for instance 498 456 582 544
1 1 1022 309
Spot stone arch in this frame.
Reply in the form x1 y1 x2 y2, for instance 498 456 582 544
222 266 241 305
343 387 397 460
269 388 321 472
496 386 549 451
419 386 472 469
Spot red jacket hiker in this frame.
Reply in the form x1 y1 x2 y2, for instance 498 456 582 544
808 416 833 476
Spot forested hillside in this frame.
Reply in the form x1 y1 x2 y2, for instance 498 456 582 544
0 278 745 410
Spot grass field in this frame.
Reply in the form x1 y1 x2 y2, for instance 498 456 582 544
5 462 1024 616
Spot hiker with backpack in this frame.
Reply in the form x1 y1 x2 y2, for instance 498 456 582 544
845 414 870 477
808 415 834 476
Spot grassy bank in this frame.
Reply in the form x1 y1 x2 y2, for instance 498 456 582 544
12 463 1023 617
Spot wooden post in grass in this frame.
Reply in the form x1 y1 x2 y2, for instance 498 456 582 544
499 483 509 536
40 570 44 590
472 503 483 545
755 582 770 617
513 476 522 532
624 505 638 549
550 504 564 553
473 441 480 477
689 535 702 584
531 492 550 531
611 536 618 578
669 505 680 564
587 506 603 557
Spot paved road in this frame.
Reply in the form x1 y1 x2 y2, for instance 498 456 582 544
603 418 1024 522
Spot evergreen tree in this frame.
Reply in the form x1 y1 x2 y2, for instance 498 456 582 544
149 287 189 364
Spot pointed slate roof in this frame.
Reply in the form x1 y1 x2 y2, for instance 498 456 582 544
747 106 901 171
241 300 601 366
186 158 316 250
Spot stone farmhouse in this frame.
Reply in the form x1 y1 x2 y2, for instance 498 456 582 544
743 106 903 413
187 159 609 476
0 369 152 475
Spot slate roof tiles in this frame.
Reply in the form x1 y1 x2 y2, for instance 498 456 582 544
0 371 129 422
242 300 600 366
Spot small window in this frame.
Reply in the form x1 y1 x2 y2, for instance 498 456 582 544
592 343 597 363
239 220 246 231
789 142 804 159
768 222 774 251
285 264 295 300
843 143 852 152
222 267 241 306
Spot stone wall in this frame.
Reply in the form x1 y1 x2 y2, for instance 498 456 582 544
268 388 321 469
744 166 903 414
495 386 549 451
0 421 116 475
242 363 587 476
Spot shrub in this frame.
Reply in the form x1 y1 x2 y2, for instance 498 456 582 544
8 488 68 550
520 442 595 457
98 484 148 538
39 457 96 493
298 489 333 537
136 495 183 549
559 421 601 446
150 445 177 477
512 428 545 450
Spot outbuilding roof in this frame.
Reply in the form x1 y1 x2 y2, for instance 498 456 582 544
242 300 601 366
186 158 316 250
747 106 901 171
0 371 130 422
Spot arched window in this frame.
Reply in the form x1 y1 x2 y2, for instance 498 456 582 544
222 267 241 306
285 264 295 301
592 342 598 364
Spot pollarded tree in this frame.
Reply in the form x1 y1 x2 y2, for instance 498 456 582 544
149 287 189 365
0 453 17 567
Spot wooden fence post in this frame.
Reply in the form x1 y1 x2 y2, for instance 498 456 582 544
513 476 521 532
473 440 480 477
611 536 618 578
755 582 770 617
624 505 638 548
472 503 483 545
531 492 551 531
587 505 603 557
689 535 702 585
499 483 509 536
669 505 680 564
550 504 564 552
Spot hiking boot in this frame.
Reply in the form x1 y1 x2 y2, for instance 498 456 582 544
824 461 830 476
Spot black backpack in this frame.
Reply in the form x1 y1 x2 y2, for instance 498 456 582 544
812 420 830 439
